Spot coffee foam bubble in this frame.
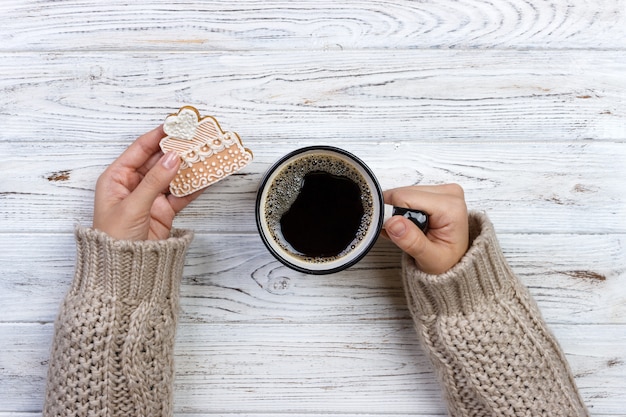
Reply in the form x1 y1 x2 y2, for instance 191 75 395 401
263 154 374 264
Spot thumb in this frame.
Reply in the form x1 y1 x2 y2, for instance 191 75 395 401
385 216 432 266
129 151 180 211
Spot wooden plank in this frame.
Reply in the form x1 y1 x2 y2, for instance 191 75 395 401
0 50 624 144
1 0 624 414
1 141 624 234
1 322 624 414
1 0 624 51
1 232 623 325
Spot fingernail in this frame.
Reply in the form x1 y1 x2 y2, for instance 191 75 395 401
387 219 406 238
162 151 179 170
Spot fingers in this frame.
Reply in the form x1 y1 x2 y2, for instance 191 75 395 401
384 215 438 266
126 151 181 213
382 184 469 274
138 150 167 177
384 183 464 214
167 187 205 214
114 125 166 171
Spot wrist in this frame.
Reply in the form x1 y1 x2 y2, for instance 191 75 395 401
71 226 193 302
402 212 515 317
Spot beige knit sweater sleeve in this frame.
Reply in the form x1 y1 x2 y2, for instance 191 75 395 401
402 211 588 416
43 226 193 417
45 214 588 416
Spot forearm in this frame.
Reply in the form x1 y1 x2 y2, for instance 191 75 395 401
402 212 588 416
43 227 193 417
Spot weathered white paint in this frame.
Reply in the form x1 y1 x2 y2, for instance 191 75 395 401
0 0 625 415
2 141 625 234
1 0 624 50
0 51 624 143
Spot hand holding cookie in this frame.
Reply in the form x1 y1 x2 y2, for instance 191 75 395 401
93 106 252 241
93 126 204 241
382 184 469 274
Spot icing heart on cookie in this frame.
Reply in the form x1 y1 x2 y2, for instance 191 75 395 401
163 107 198 141
159 106 253 197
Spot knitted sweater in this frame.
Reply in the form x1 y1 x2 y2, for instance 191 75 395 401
402 212 588 416
43 227 193 417
43 212 588 416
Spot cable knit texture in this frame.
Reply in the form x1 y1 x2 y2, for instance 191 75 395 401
43 227 193 417
402 211 588 416
43 214 589 417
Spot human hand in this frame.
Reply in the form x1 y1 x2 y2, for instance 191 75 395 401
93 126 202 241
382 184 469 275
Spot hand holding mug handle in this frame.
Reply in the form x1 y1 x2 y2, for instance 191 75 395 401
382 184 469 275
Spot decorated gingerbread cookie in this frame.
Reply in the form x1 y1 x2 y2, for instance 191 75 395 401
160 106 253 197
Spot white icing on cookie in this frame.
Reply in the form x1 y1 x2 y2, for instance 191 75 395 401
163 107 199 141
159 106 253 197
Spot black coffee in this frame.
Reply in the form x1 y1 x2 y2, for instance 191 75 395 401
264 154 374 262
280 171 364 257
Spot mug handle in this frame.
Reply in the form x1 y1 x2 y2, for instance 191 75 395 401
383 204 429 233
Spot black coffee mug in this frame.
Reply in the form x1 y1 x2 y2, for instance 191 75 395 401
256 146 428 274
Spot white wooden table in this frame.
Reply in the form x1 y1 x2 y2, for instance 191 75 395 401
1 1 625 416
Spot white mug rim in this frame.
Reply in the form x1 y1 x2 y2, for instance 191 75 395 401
255 146 385 275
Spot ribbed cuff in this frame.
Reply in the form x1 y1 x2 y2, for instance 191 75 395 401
402 211 517 318
71 226 194 304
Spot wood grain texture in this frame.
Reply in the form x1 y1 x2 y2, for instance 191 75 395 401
1 0 625 51
1 322 624 414
0 232 623 325
2 141 624 234
0 50 624 143
1 0 625 415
